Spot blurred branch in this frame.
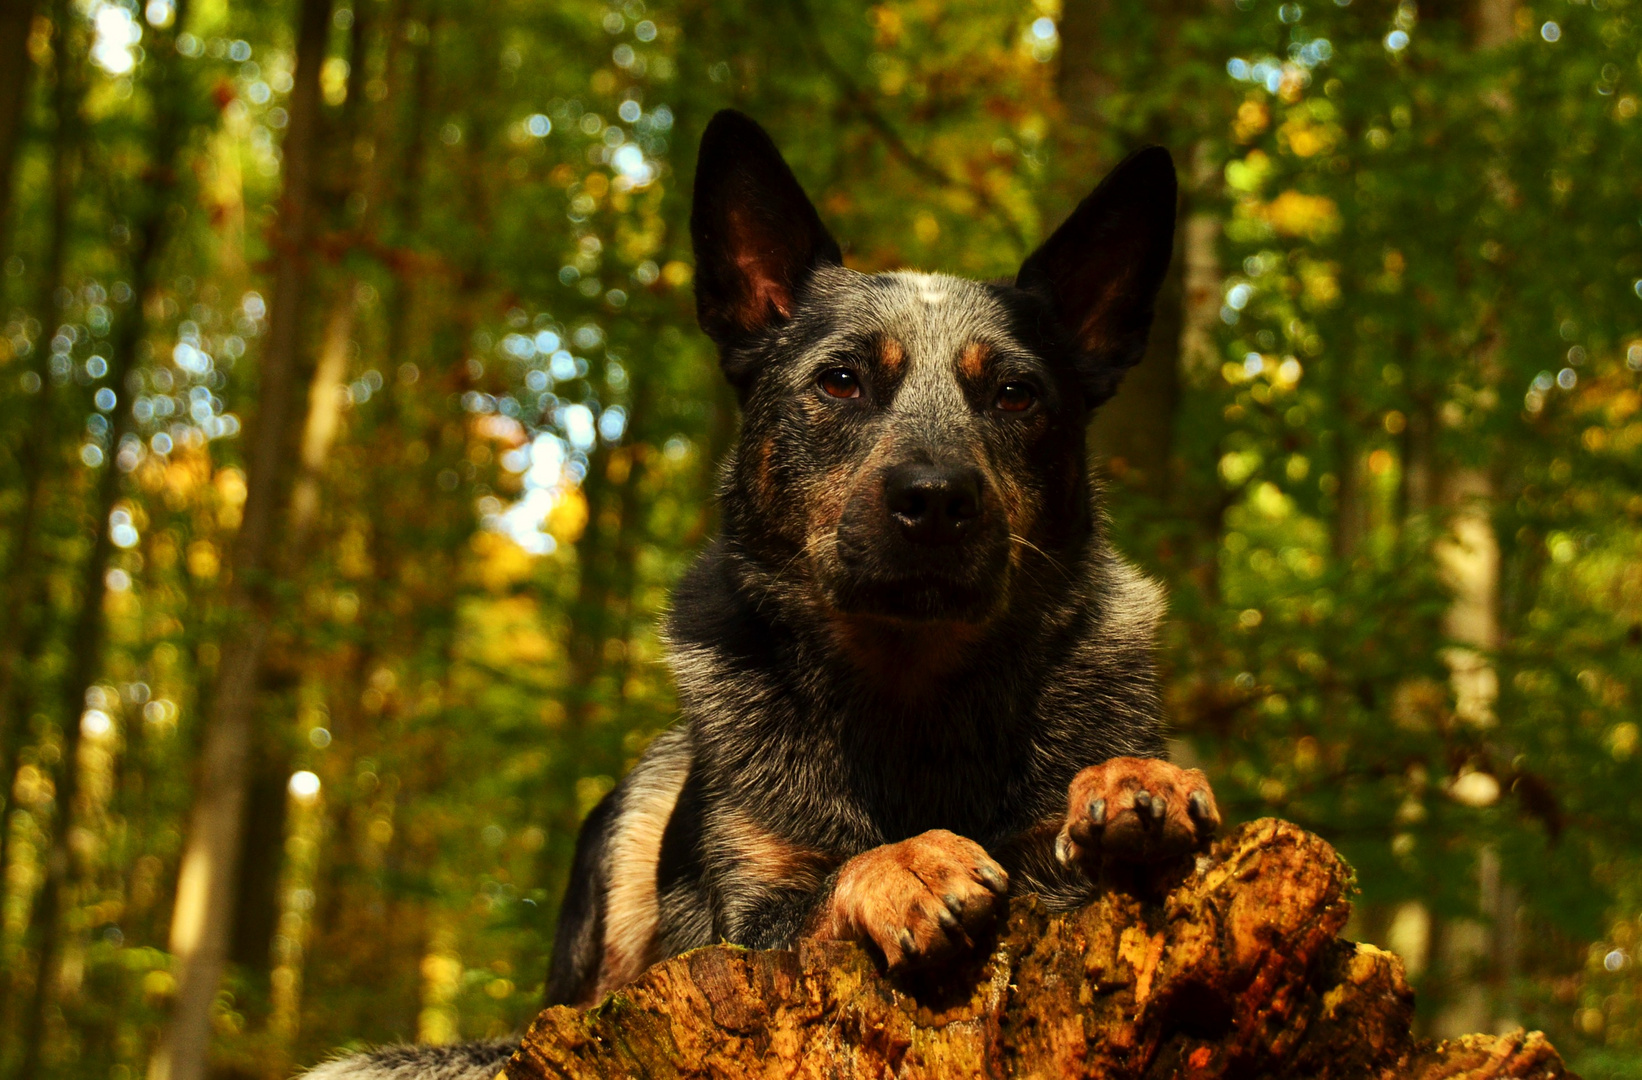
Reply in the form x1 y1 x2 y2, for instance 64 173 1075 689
787 0 1032 255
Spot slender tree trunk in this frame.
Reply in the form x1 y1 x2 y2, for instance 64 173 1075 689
1054 0 1116 112
1092 244 1183 498
1401 391 1438 523
285 0 376 545
289 297 355 552
1431 460 1504 1039
600 355 662 705
543 334 658 886
563 452 619 737
297 3 433 1043
1328 357 1366 564
0 3 79 988
147 2 333 1078
1056 0 1205 505
1176 145 1223 396
1429 0 1515 1038
0 0 40 271
1175 142 1225 595
250 24 376 1040
14 5 189 1075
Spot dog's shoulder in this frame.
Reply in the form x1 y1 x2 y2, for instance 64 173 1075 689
1031 545 1168 761
1084 547 1168 658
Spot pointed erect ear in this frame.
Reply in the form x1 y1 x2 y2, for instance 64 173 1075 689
691 110 842 362
1015 146 1177 408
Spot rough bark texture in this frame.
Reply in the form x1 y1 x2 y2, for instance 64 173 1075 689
509 821 1569 1079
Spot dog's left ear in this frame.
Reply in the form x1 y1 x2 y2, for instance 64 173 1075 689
1015 146 1177 408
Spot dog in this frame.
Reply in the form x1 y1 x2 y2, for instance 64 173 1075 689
306 109 1218 1080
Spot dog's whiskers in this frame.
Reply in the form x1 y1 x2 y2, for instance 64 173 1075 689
1008 533 1072 579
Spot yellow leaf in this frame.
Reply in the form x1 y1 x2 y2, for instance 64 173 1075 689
548 487 589 544
469 530 535 591
1260 190 1340 239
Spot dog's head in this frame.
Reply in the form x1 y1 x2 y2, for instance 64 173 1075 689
693 110 1175 627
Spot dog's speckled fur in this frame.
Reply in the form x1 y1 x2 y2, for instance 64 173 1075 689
547 110 1185 1004
300 1040 516 1080
304 110 1199 1078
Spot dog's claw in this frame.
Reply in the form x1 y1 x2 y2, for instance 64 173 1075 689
1188 789 1214 826
977 863 1008 894
1086 798 1106 826
1054 832 1072 866
834 831 1004 972
1133 790 1153 818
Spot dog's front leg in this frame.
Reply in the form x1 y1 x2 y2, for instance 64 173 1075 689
804 830 1008 971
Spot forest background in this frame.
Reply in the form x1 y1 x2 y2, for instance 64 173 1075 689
0 0 1640 1076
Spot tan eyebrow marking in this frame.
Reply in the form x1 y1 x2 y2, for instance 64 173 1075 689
879 337 906 377
958 341 992 380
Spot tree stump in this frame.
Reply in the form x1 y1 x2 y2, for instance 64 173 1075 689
508 819 1571 1079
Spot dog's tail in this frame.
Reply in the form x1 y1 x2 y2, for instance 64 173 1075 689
299 1039 517 1080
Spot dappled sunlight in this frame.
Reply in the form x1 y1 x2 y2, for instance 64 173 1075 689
0 0 1641 1076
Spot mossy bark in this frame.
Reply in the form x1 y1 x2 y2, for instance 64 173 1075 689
509 820 1571 1079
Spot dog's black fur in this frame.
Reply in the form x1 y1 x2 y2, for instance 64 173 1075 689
543 110 1216 1009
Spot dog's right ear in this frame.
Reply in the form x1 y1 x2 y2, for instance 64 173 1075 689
1015 146 1177 409
691 110 842 375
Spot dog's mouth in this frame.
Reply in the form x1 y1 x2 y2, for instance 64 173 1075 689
821 569 1002 622
816 524 1012 623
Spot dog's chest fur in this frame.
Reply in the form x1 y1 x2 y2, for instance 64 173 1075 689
667 538 1166 851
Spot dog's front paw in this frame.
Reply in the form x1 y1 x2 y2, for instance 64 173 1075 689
1055 757 1219 875
814 830 1007 971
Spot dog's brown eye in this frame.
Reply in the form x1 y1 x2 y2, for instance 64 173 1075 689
819 368 862 399
995 382 1036 412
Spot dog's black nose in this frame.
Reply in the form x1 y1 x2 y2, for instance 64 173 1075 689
884 464 983 546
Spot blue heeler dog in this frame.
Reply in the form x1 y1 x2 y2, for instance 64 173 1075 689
307 109 1218 1080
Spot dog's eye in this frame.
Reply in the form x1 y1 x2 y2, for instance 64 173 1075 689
818 368 862 399
994 382 1036 412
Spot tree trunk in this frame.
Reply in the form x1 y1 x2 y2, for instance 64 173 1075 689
13 5 186 1075
287 295 357 541
1429 0 1516 1037
1174 142 1227 595
1057 0 1180 500
1054 0 1116 113
1176 146 1223 395
286 0 380 547
147 2 334 1078
509 821 1569 1079
0 0 40 269
539 423 647 926
222 19 372 998
294 7 451 1043
0 1 79 997
1092 244 1183 498
1056 0 1206 505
